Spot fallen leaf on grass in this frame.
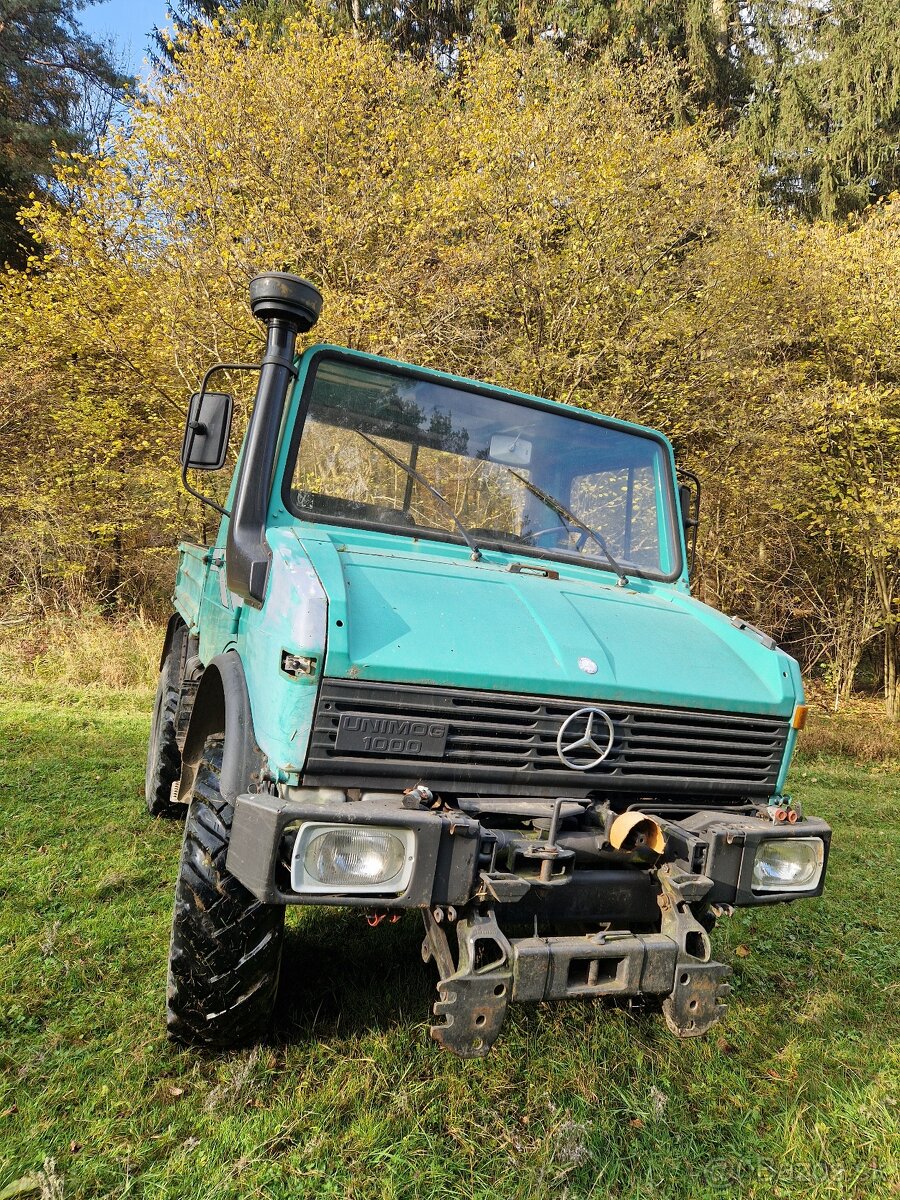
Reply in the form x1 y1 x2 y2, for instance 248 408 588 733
0 1178 40 1200
0 1158 63 1200
735 945 751 957
628 1118 644 1129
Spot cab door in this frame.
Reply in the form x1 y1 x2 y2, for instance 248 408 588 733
196 528 242 663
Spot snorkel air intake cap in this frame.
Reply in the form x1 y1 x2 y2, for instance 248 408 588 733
249 272 323 331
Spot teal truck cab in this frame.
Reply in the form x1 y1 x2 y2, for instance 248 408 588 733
148 273 830 1057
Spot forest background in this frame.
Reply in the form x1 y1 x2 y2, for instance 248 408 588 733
1 0 898 714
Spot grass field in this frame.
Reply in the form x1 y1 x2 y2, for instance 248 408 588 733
1 685 898 1200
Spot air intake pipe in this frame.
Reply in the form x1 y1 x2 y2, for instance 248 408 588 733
226 272 322 606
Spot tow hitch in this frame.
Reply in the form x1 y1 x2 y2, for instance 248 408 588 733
423 897 732 1058
423 908 513 1058
656 863 732 1037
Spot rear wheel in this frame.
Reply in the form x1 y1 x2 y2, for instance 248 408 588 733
145 623 186 818
167 736 285 1047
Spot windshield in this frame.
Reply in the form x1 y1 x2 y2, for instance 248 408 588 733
287 356 680 579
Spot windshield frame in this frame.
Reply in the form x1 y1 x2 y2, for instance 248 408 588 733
281 347 684 583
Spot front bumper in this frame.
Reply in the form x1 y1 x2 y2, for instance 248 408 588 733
226 791 831 910
226 791 831 1056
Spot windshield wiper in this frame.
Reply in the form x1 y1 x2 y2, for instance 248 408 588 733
507 469 629 586
356 432 483 561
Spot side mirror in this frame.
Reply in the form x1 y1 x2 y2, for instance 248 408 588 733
677 471 701 575
181 391 233 471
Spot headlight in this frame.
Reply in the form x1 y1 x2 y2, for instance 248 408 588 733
752 837 824 893
290 823 416 895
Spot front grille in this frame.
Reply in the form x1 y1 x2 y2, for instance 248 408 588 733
303 680 789 799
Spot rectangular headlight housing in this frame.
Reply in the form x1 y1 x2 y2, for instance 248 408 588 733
691 815 831 907
290 822 416 896
752 836 825 893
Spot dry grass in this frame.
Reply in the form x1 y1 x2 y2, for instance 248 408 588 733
798 697 900 766
0 610 162 692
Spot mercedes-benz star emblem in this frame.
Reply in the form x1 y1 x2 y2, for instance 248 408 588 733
556 707 616 771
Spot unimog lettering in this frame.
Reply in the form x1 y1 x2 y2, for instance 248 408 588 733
335 713 449 756
147 271 831 1059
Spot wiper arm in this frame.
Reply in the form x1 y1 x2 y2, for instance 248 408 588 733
356 432 483 561
508 469 629 586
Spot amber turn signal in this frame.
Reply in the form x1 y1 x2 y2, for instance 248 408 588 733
791 705 809 730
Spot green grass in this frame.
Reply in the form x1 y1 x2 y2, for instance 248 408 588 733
1 686 898 1199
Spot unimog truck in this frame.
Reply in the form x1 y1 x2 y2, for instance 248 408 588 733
147 272 831 1057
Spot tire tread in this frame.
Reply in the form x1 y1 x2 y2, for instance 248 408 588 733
166 736 284 1047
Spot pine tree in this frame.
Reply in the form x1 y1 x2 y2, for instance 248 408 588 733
739 0 900 218
0 0 125 267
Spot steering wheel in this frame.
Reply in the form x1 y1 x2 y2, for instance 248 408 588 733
527 524 591 551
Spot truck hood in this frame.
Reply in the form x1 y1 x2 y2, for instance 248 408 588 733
293 529 799 717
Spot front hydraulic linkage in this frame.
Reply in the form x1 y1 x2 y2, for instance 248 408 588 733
422 906 513 1058
656 862 732 1037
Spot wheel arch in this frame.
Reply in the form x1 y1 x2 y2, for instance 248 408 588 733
176 651 264 804
159 612 187 670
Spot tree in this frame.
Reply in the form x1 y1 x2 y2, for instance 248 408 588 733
738 0 900 219
0 0 125 267
788 201 900 714
794 385 900 716
3 16 899 715
536 0 900 218
2 20 794 610
155 0 900 221
154 0 476 65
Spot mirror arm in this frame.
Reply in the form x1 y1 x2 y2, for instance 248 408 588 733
181 362 261 518
677 469 701 574
181 458 230 518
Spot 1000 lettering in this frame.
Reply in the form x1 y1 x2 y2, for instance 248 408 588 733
334 713 449 757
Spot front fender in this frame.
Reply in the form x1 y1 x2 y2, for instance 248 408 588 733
159 612 186 671
177 651 265 804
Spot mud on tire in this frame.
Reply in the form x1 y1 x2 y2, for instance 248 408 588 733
145 622 186 818
167 736 285 1047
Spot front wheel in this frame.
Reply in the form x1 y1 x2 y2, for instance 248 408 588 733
166 736 285 1047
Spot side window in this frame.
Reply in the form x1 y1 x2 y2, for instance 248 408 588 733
570 464 661 570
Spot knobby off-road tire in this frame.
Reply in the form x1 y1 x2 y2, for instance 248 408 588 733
145 623 186 818
167 736 285 1047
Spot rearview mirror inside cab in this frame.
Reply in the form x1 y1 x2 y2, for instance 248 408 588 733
489 433 532 467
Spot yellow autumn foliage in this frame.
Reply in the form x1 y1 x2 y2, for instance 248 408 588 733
0 18 897 708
